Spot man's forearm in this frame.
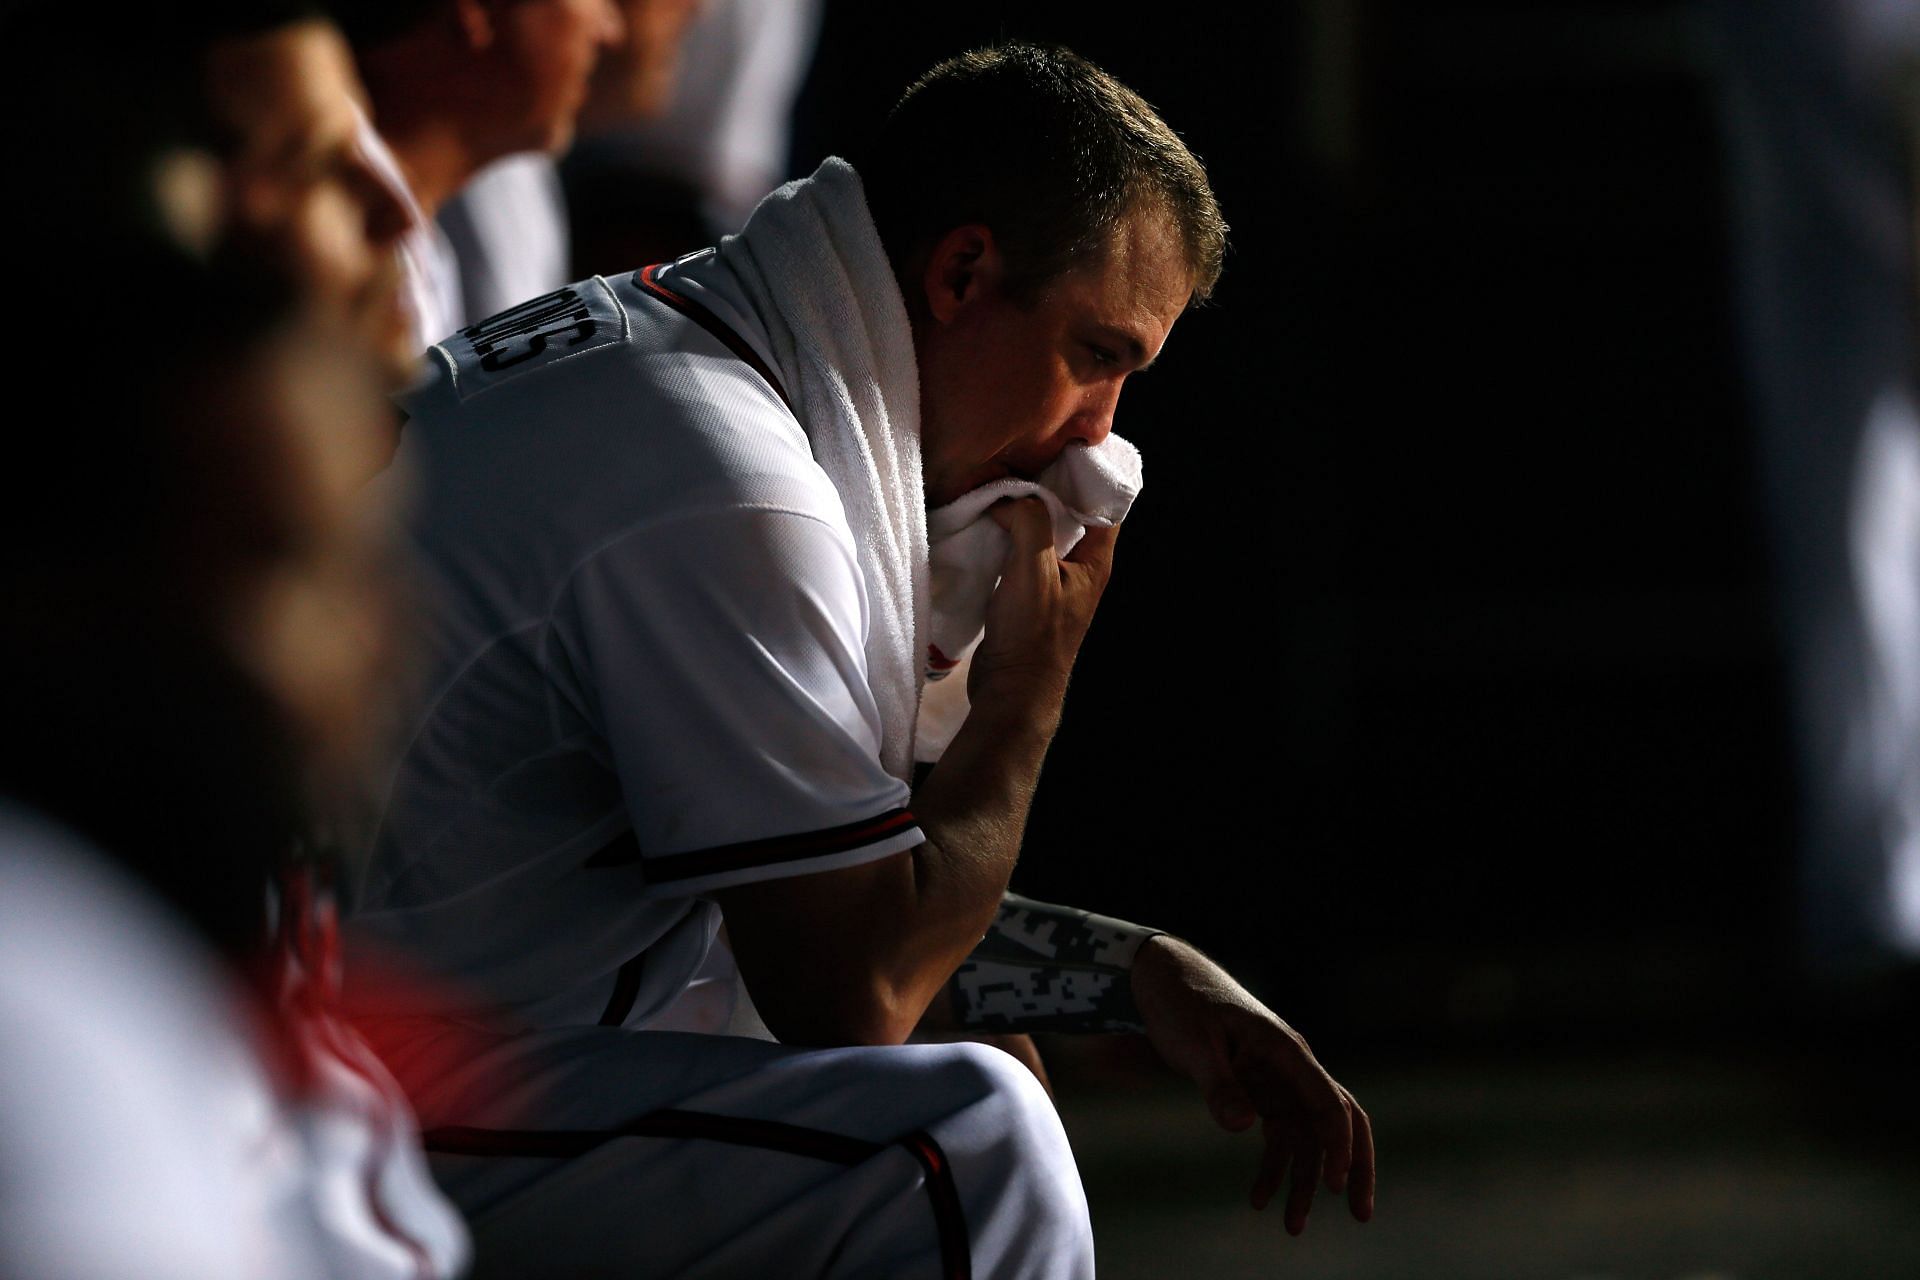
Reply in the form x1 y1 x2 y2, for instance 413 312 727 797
865 504 1118 1032
725 691 1069 1048
891 679 1070 1010
720 508 1117 1047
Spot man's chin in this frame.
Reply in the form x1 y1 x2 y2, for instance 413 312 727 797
379 344 425 392
364 305 420 391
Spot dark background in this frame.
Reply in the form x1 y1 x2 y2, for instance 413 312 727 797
795 0 1807 1052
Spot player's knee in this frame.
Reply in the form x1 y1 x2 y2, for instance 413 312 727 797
924 1040 1050 1121
922 1043 1089 1251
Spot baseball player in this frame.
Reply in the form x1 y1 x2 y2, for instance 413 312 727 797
326 0 625 349
348 44 1374 1277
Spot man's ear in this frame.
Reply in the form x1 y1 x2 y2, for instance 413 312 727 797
920 225 1001 325
453 0 497 51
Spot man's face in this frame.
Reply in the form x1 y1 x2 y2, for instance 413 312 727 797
205 23 414 385
916 207 1193 509
579 0 703 131
490 0 626 154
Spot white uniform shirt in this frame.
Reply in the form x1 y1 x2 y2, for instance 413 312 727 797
349 253 921 1032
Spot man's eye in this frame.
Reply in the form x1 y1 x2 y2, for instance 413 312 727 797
1087 344 1119 367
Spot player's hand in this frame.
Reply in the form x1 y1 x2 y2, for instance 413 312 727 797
1130 935 1376 1235
967 497 1118 706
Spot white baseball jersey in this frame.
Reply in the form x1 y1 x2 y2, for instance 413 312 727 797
348 252 922 1033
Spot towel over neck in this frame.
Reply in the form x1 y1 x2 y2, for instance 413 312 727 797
712 158 930 782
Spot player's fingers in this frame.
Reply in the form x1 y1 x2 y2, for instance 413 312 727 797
1347 1093 1377 1223
1320 1085 1356 1196
989 499 1068 607
988 496 1054 559
1062 520 1119 572
1236 1032 1351 1182
1250 1125 1291 1212
1285 1146 1323 1237
1260 1029 1353 1187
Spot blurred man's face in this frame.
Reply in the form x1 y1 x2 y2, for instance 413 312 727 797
579 0 702 131
491 0 626 154
205 22 415 385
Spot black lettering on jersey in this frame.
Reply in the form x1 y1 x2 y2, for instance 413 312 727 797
440 278 624 402
463 287 598 373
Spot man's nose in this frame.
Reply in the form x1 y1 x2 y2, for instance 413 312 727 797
1066 384 1121 447
354 158 412 251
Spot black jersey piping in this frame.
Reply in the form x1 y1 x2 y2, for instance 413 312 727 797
597 951 647 1027
585 808 919 882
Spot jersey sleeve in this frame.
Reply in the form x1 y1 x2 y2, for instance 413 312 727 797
554 500 921 898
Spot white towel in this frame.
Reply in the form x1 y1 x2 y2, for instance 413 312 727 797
715 158 928 782
916 436 1144 761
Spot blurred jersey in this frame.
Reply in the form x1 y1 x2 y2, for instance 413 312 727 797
0 803 469 1279
440 153 571 327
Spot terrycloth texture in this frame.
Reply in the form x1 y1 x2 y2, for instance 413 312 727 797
916 437 1144 760
714 158 927 781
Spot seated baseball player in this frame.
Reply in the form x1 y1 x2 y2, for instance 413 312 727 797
347 43 1375 1277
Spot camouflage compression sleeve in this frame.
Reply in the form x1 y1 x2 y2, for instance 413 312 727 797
950 893 1165 1034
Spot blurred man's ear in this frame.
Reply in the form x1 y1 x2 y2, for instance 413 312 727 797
920 224 1003 325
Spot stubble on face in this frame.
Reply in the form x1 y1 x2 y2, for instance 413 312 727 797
917 206 1195 508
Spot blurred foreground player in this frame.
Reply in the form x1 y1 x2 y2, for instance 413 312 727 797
0 254 468 1278
351 45 1374 1276
0 13 465 1272
198 4 417 388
